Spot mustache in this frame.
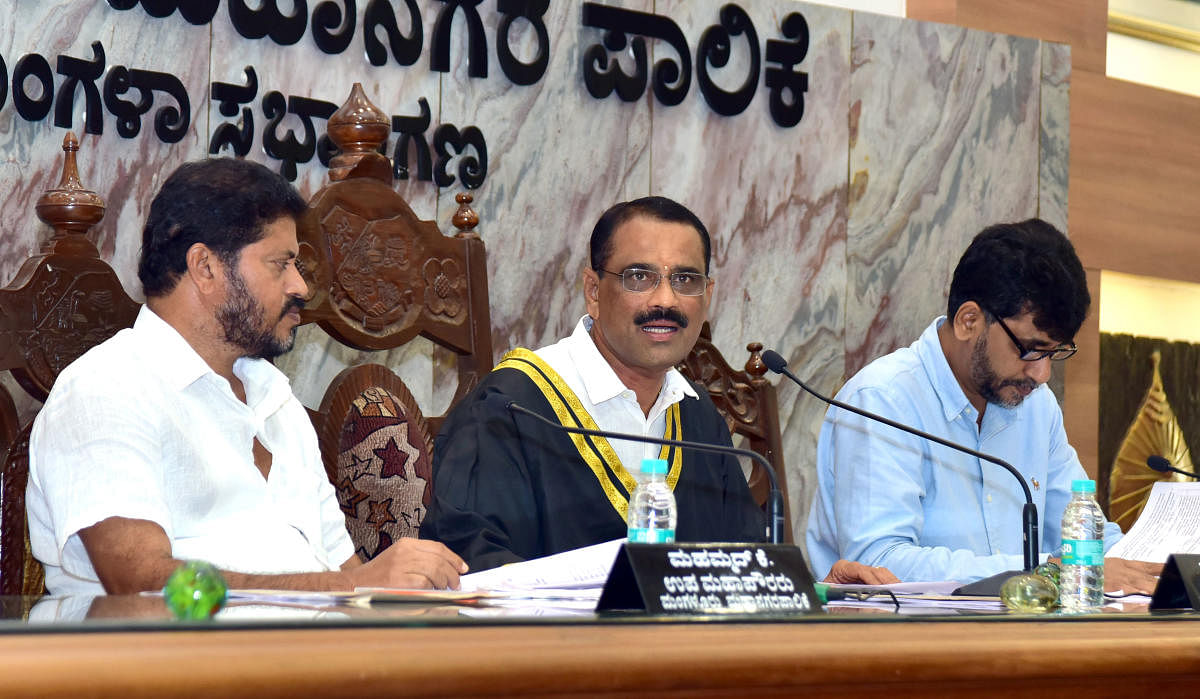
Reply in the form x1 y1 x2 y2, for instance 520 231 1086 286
634 307 688 328
280 295 306 319
998 378 1036 393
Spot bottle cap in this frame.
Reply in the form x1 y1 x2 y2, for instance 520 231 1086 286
1071 479 1096 493
640 458 668 475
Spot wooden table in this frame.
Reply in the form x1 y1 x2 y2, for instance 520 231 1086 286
2 613 1199 697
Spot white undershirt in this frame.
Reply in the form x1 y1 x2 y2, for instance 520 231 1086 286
534 315 698 474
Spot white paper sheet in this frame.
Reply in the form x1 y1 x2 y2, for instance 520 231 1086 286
1107 482 1200 563
459 538 625 592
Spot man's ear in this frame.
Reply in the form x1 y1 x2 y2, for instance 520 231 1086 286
583 268 601 316
952 301 985 341
185 243 222 295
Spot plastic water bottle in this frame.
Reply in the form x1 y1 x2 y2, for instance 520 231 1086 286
627 458 676 543
1059 479 1105 610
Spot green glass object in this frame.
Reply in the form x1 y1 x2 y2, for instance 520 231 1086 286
1000 572 1059 613
163 561 228 620
1034 561 1061 586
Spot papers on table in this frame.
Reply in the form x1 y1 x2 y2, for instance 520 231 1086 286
1107 482 1200 563
830 581 964 596
225 588 494 608
825 581 1006 612
217 540 625 616
459 538 624 592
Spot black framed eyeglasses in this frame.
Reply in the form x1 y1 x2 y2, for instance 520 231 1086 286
983 308 1078 361
600 266 710 296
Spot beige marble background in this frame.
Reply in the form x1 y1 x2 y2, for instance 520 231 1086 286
0 2 1068 548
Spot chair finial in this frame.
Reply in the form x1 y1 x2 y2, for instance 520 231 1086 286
745 342 767 382
327 83 392 183
35 132 105 245
452 192 480 239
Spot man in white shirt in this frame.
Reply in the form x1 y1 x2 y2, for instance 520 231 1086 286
27 158 465 596
421 196 896 586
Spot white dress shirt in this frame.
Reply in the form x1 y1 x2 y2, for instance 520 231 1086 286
535 315 698 473
27 306 354 596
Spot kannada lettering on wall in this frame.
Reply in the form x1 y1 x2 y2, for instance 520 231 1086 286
1 1 813 185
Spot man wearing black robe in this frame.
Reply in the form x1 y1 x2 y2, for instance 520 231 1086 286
422 197 763 571
422 197 896 587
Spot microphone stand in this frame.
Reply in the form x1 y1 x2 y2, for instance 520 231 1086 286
761 350 1038 573
501 399 787 544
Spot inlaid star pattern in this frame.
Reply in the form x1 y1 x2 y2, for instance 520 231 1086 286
336 476 368 518
366 498 398 531
374 436 411 479
399 506 426 531
348 451 374 480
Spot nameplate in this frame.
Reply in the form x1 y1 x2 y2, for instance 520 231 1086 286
595 542 819 615
1150 554 1200 611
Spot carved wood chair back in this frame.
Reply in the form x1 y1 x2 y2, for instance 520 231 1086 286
0 134 139 596
299 84 494 557
676 322 794 542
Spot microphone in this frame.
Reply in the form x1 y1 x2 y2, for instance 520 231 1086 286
761 349 1039 573
1147 455 1200 480
486 394 786 544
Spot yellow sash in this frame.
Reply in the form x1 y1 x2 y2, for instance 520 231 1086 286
494 348 683 520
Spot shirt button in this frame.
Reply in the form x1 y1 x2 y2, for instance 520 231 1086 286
986 494 992 503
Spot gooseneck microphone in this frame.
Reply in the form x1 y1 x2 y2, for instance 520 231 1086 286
486 394 786 544
761 349 1039 573
1147 455 1200 480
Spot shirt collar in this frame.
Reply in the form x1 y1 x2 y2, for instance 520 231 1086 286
133 305 293 417
916 316 975 423
565 315 698 406
917 316 1021 428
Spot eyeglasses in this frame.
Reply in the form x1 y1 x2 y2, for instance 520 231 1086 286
600 266 710 296
983 308 1078 361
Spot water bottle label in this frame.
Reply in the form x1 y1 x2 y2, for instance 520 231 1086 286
1061 539 1104 566
628 528 675 544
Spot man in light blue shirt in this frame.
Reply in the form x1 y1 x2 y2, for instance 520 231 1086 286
807 219 1161 592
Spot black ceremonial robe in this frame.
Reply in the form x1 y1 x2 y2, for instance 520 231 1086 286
420 349 766 572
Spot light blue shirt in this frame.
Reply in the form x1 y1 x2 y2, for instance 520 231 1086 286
806 317 1122 583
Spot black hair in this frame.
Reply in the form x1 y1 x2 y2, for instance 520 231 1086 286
589 196 712 274
946 218 1089 343
137 158 307 298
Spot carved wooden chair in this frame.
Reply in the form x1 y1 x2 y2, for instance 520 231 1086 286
299 84 493 560
677 323 794 542
0 134 139 597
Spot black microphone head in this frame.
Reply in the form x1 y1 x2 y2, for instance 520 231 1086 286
761 349 788 374
1147 455 1172 473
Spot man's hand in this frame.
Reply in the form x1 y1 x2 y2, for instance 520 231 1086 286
822 559 900 585
346 538 468 590
1104 558 1162 595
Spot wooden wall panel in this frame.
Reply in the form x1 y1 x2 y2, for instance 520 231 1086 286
1065 268 1101 479
1070 72 1200 284
907 0 1107 73
904 0 956 25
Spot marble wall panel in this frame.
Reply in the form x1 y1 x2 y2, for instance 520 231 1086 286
435 0 653 351
1 2 209 295
1039 41 1070 234
0 1 1070 550
432 0 653 412
206 3 446 411
1 1 209 424
846 14 1042 377
650 0 851 546
1040 42 1072 404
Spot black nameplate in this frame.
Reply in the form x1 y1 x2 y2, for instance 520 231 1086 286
595 542 819 615
1150 554 1200 611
